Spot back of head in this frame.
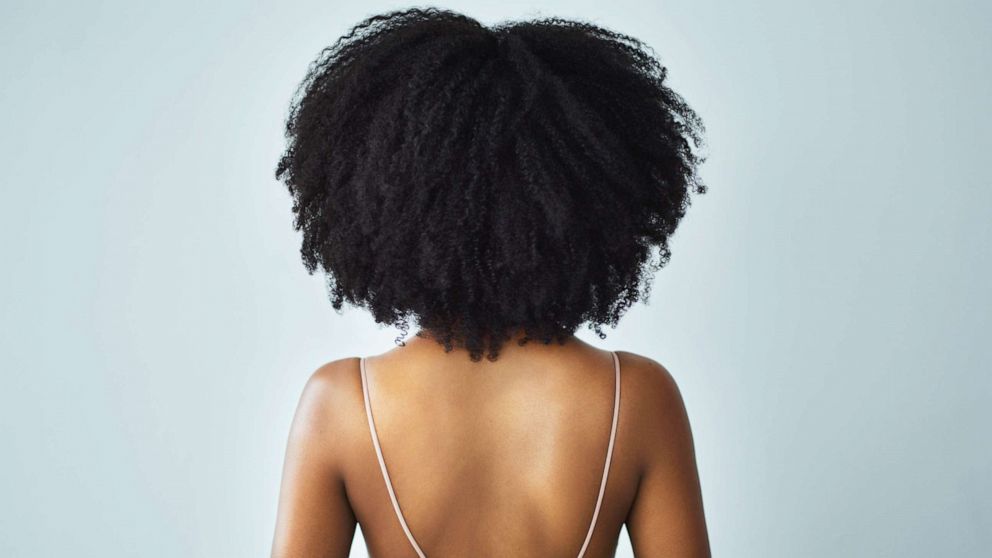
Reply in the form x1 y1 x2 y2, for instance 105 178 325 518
275 8 706 362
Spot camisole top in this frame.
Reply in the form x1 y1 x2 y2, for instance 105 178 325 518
359 350 622 558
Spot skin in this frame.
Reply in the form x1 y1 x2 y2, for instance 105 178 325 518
272 329 710 557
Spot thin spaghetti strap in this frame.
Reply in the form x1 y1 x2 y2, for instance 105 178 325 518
360 357 428 558
575 350 622 558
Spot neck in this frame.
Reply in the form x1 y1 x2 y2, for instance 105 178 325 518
408 326 581 360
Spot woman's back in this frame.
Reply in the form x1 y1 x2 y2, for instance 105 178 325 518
272 332 709 557
270 8 711 556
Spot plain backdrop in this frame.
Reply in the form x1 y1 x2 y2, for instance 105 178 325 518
1 1 989 556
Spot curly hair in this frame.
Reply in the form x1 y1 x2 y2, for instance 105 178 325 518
274 7 706 361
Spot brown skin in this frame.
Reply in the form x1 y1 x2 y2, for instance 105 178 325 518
272 329 710 557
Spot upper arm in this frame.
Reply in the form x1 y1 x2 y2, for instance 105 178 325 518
624 356 711 557
271 359 359 558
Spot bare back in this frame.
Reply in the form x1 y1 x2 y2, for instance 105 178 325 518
272 333 710 557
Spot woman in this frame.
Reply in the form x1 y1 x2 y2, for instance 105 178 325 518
271 8 710 557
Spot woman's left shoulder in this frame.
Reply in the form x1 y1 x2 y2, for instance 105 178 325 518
287 357 367 457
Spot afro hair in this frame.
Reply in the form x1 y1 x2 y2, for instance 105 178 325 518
275 7 706 361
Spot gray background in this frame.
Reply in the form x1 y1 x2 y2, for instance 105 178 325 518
1 0 989 556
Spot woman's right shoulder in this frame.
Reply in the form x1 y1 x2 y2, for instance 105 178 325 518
614 350 684 408
613 350 695 464
613 349 710 554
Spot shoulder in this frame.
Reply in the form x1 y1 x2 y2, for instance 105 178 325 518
616 350 686 415
614 351 710 553
286 357 366 462
615 350 695 463
300 356 364 406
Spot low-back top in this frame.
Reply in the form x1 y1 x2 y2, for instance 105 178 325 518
339 342 645 558
359 351 622 558
270 339 710 557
